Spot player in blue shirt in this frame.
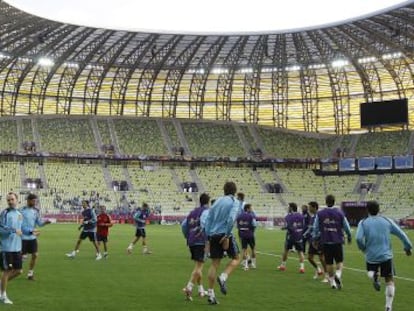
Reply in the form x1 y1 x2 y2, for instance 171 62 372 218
204 181 240 305
277 202 306 273
303 201 327 281
181 193 210 301
21 193 51 280
66 200 102 260
0 192 23 304
127 203 152 255
356 200 412 311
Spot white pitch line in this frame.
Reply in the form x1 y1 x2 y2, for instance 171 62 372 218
256 250 414 282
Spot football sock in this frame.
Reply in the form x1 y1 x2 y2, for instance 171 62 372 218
28 270 34 276
385 283 395 309
336 269 342 279
367 271 375 280
220 273 228 282
208 289 215 298
300 262 305 269
186 282 194 291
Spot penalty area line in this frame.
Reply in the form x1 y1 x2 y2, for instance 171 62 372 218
256 250 414 283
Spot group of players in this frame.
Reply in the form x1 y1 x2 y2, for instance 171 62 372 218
0 191 153 305
0 192 51 304
65 200 152 260
181 186 413 311
1 184 412 310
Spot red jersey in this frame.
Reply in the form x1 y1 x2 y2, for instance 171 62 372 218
97 213 112 237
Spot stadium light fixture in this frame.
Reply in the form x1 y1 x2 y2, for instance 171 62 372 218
358 56 377 63
331 59 349 68
285 65 301 71
382 51 402 59
37 57 54 67
211 68 229 74
64 62 79 68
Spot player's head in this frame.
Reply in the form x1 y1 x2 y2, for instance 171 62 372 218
325 194 335 207
199 193 210 206
244 203 252 212
237 192 245 201
99 205 107 213
223 181 237 196
366 200 380 216
6 192 18 208
82 200 90 208
288 202 297 213
308 201 319 213
142 202 149 210
301 204 308 212
26 193 38 207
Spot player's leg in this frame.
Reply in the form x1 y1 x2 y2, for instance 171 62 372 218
217 235 240 295
278 240 290 271
89 233 102 260
27 252 37 280
322 244 337 288
127 230 140 254
382 259 395 311
250 245 257 269
207 258 220 304
384 276 395 311
66 235 84 258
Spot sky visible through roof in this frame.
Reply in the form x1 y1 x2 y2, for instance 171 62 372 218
5 0 412 34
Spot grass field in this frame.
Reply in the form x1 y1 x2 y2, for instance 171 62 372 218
5 224 414 311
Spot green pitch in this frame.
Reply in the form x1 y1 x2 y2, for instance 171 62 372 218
8 224 414 311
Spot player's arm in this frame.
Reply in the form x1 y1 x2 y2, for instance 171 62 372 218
343 216 352 243
355 221 366 251
225 200 239 236
107 215 113 227
181 218 189 238
134 211 145 225
389 219 412 254
311 214 320 241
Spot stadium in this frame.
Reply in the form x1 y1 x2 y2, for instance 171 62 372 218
0 0 414 310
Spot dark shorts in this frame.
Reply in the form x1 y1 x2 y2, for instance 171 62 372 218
189 245 206 262
240 236 255 250
135 228 146 238
97 234 108 243
322 243 343 265
367 259 395 278
22 239 38 254
285 239 304 252
0 252 23 271
79 231 97 242
209 234 239 259
308 242 322 255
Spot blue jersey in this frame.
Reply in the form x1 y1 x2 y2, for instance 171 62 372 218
82 208 97 232
356 215 412 263
181 205 209 246
21 206 48 240
0 208 23 252
133 208 150 229
204 195 239 237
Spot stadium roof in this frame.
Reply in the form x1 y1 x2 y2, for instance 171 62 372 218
4 0 412 34
0 0 414 134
